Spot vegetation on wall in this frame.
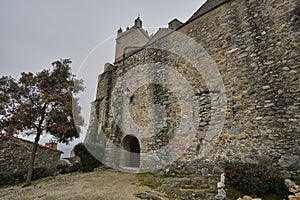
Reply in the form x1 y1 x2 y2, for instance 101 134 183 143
73 143 102 172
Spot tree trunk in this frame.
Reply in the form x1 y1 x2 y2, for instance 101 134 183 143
23 130 42 187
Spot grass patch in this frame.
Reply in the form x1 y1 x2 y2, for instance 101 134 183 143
136 172 157 178
295 180 300 185
140 179 161 189
137 172 161 189
225 186 249 200
137 171 192 188
160 172 192 179
32 175 57 185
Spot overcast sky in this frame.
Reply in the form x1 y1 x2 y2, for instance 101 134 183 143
0 0 206 156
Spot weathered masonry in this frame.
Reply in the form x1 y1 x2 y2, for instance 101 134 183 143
0 135 63 185
86 0 300 178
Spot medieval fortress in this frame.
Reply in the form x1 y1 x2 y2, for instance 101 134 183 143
85 0 300 178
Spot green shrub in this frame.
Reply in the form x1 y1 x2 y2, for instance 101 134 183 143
56 163 80 174
73 143 103 172
223 162 288 196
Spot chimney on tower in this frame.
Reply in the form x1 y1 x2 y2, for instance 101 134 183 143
134 17 142 28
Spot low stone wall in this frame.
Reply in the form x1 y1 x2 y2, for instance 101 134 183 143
0 135 62 186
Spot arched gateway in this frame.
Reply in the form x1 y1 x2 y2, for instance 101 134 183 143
121 135 140 168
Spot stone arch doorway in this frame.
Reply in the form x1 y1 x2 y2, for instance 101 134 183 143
122 135 140 168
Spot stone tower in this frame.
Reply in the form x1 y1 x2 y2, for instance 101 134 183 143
114 17 150 62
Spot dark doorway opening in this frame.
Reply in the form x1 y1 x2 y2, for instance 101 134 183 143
122 135 140 168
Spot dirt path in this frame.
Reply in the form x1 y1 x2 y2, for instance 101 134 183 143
0 168 168 200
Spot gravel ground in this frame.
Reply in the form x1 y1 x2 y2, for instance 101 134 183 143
0 168 168 200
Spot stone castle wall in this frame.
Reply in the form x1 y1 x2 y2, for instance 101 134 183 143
179 0 300 178
86 0 300 178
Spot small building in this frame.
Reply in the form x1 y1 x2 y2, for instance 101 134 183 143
0 135 63 180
